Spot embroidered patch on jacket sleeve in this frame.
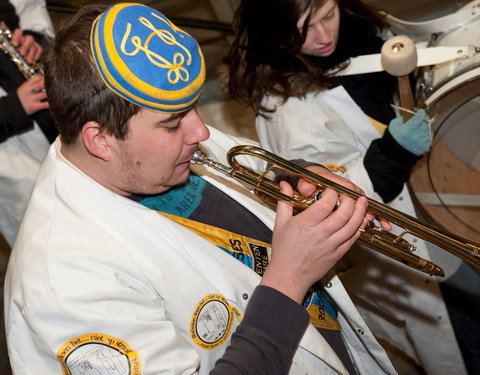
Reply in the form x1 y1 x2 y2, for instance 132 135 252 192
57 333 141 374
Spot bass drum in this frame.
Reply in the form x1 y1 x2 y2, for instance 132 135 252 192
410 18 480 243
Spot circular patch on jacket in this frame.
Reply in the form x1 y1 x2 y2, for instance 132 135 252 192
56 333 140 374
190 294 237 350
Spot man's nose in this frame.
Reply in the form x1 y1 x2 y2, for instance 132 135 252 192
184 109 210 144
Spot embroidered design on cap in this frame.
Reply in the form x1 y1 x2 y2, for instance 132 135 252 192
91 3 205 112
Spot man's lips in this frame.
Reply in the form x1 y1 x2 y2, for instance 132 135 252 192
182 148 198 165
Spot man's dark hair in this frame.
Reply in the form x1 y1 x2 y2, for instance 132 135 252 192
43 4 140 144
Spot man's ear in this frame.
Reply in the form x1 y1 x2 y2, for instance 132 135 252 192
81 121 112 161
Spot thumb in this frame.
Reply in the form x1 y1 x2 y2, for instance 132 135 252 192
275 181 294 227
297 178 317 197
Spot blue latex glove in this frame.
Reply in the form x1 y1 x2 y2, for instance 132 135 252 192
388 109 431 156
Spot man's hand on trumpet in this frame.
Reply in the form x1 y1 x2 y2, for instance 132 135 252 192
298 165 392 231
261 179 368 304
260 165 390 305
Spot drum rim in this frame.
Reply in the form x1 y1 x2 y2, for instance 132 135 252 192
410 76 480 239
419 66 480 107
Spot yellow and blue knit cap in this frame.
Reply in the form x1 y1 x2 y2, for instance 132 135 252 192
91 3 205 113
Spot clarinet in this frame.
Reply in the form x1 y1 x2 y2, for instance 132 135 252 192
0 21 44 79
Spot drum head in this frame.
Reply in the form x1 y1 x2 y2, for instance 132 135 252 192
409 78 480 242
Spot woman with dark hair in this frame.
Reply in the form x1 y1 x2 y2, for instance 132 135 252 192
227 0 391 119
227 0 429 203
226 1 468 374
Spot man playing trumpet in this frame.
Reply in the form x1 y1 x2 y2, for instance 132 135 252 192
5 3 397 374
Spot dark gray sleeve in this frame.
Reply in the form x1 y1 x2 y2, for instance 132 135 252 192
211 285 309 375
273 158 326 188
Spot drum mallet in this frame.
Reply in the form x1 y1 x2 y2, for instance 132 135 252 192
381 35 418 121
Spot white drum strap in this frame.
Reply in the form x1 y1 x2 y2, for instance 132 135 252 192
336 46 479 76
333 1 480 76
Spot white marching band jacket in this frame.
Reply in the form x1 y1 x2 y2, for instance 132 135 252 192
5 127 397 374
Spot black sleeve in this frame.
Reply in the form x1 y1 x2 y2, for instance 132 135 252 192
0 0 45 45
0 89 33 143
23 30 46 45
0 6 57 144
364 129 421 203
0 1 36 143
0 0 19 31
211 285 309 375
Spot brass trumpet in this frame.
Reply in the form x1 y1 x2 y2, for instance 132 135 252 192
192 145 480 277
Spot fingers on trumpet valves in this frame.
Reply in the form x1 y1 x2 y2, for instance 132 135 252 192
357 216 374 233
314 189 340 208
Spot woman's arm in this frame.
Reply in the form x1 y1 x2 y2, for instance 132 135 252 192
364 130 421 202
